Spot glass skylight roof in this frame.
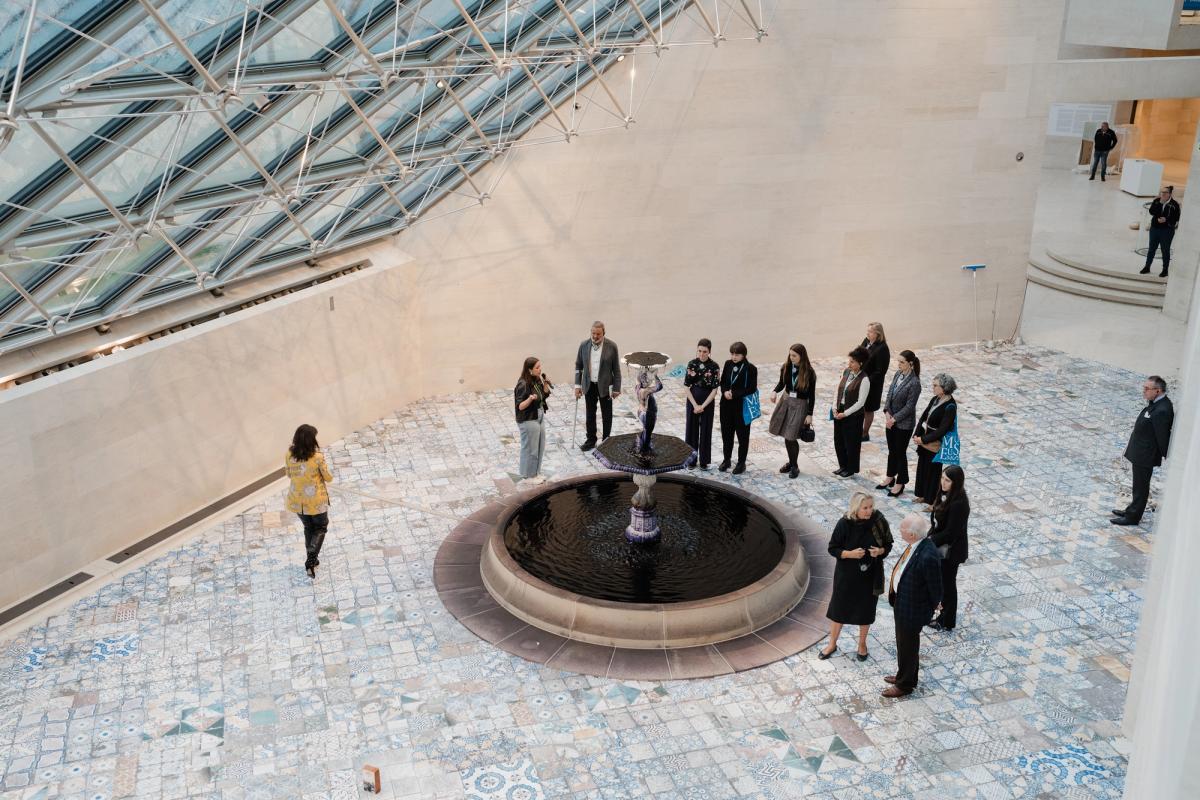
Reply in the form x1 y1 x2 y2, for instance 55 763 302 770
0 0 772 350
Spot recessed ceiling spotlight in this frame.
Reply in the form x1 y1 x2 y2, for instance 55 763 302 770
616 54 625 62
436 80 447 89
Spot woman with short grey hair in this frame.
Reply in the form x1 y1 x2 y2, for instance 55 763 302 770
912 373 958 506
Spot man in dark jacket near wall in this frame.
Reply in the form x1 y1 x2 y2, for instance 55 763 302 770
1090 122 1118 181
1140 186 1181 278
1112 375 1174 526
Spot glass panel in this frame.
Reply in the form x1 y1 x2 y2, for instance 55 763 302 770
43 236 158 316
116 0 244 77
244 87 356 171
0 243 74 310
248 3 339 64
1 104 124 207
0 0 96 67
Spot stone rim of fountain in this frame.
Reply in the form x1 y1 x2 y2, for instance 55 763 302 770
434 473 836 679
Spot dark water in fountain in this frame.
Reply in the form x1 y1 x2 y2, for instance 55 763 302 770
503 476 786 603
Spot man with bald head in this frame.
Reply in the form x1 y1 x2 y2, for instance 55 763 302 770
884 513 942 698
574 321 621 451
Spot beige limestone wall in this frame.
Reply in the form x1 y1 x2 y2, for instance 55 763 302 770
0 249 421 610
393 1 1070 398
1134 97 1200 163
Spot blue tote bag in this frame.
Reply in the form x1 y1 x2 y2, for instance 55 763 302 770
933 417 960 465
743 390 762 425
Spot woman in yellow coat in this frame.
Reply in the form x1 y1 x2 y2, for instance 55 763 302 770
285 424 333 578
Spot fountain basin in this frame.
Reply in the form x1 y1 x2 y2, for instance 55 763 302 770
480 474 810 650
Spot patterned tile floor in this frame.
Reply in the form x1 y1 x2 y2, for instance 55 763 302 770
0 343 1154 799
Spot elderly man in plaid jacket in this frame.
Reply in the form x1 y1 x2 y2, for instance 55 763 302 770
884 513 943 698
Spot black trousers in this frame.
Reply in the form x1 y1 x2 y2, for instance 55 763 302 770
1123 463 1154 523
719 399 750 465
832 412 863 473
298 512 328 568
1145 228 1175 273
584 383 613 442
914 446 942 502
685 397 715 467
894 622 922 691
885 426 913 484
936 560 960 629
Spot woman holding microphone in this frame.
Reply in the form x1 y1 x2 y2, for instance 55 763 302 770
515 357 552 484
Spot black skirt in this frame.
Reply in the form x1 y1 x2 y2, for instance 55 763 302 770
863 373 886 412
825 518 882 625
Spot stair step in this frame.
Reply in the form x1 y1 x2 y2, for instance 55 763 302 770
1026 263 1164 308
1030 253 1166 295
1045 247 1169 286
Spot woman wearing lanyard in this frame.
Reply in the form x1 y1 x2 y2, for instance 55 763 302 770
878 350 921 497
768 343 817 479
719 341 758 475
831 347 871 477
684 338 721 470
515 356 552 484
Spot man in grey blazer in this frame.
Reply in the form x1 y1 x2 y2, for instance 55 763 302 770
574 321 622 450
1111 375 1174 526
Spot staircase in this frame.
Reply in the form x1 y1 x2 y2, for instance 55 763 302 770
1026 244 1167 309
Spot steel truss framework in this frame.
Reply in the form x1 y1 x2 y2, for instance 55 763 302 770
0 0 770 351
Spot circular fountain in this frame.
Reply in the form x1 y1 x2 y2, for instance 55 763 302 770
435 350 833 678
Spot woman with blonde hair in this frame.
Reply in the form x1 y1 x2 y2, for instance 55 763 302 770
819 491 894 661
285 424 334 578
860 322 890 441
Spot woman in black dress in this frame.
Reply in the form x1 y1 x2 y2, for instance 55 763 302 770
928 465 969 631
768 343 816 479
718 341 758 475
860 322 890 441
819 491 894 661
912 373 958 506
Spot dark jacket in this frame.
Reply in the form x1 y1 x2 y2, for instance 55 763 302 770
1093 127 1118 153
773 364 817 409
1124 395 1174 467
883 372 921 431
930 496 970 565
574 338 621 396
720 360 758 402
514 378 551 423
1148 198 1181 230
916 398 957 445
889 538 943 631
861 338 890 382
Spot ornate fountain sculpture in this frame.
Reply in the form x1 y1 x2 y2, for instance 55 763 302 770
594 352 696 542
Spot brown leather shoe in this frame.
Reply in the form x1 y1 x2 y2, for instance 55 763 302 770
881 686 912 698
883 675 897 685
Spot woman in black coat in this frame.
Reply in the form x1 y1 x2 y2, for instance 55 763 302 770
860 322 890 441
718 341 758 475
929 465 969 631
912 373 958 506
819 491 893 661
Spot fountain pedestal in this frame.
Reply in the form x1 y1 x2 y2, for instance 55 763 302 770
626 474 660 542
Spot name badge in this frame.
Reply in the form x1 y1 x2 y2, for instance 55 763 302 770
1144 412 1152 418
788 392 797 399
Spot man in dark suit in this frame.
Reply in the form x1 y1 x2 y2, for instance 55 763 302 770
1112 375 1174 526
883 513 943 698
574 321 621 451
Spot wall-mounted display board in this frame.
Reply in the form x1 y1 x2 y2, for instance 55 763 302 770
1048 103 1116 137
